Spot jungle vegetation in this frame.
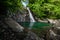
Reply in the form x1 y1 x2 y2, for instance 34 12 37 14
0 0 60 19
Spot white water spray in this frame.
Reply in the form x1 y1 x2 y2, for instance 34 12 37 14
21 0 29 8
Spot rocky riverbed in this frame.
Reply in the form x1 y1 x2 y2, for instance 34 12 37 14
0 21 44 40
0 18 60 40
0 18 45 40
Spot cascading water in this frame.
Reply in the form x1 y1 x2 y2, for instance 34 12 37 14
27 7 35 22
21 0 36 29
21 0 35 22
27 7 35 29
21 0 29 8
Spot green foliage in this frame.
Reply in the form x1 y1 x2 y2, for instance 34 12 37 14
28 0 60 19
1 0 60 19
0 0 26 18
0 0 23 13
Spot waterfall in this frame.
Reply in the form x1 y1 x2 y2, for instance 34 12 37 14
21 0 29 8
27 7 35 22
21 0 35 22
26 7 35 29
21 0 35 29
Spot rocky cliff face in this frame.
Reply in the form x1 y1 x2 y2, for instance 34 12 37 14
11 10 30 22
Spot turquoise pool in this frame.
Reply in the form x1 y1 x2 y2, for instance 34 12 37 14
19 22 51 29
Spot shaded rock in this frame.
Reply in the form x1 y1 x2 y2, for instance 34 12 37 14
11 10 30 22
5 18 24 32
24 31 44 40
0 21 25 40
0 18 45 40
35 18 48 23
46 27 60 40
47 19 60 27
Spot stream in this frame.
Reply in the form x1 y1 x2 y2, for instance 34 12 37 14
20 0 52 40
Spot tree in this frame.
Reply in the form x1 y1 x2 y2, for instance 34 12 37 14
28 0 60 19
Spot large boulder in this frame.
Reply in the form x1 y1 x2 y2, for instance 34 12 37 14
46 27 60 40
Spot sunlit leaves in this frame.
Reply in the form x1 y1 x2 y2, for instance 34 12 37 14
1 0 60 19
28 0 60 19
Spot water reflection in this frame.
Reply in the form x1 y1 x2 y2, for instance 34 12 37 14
29 22 35 30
